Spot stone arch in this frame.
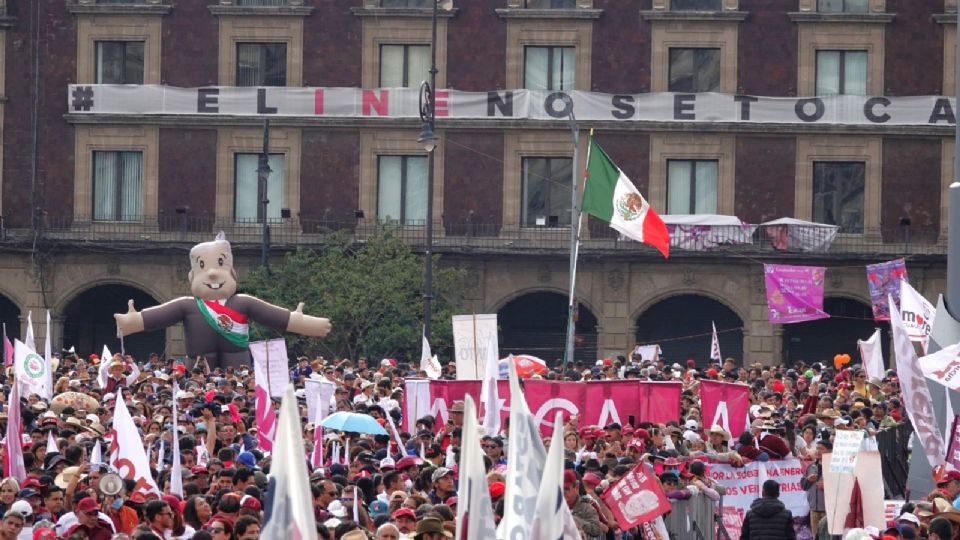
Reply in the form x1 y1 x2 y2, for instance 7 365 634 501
488 285 602 321
494 288 600 365
633 291 746 365
782 295 887 365
629 287 749 327
0 292 22 342
53 277 168 315
59 281 167 362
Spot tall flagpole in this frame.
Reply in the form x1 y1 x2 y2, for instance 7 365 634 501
949 3 960 315
562 109 584 374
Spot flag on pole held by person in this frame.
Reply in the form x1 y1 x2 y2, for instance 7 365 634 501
857 329 885 381
109 396 161 496
3 380 26 483
97 345 112 389
455 396 498 540
90 440 102 467
900 280 935 353
262 386 318 539
891 294 946 468
2 324 12 367
710 321 722 361
420 330 441 379
582 135 670 258
24 312 35 352
480 347 501 437
13 339 48 399
601 461 672 530
530 412 581 540
46 431 57 456
42 311 53 400
170 380 184 497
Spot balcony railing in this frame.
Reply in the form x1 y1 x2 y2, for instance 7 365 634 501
1 215 944 258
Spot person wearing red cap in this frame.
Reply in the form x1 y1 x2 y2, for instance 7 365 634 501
488 481 506 503
391 507 417 536
65 498 113 540
563 470 603 539
930 470 960 503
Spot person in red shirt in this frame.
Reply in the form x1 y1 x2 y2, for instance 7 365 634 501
65 498 112 540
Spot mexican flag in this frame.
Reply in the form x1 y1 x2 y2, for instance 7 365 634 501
582 136 670 258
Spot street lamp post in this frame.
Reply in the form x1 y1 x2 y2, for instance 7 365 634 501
418 0 451 340
257 119 272 270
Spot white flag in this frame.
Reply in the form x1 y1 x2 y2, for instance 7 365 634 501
97 345 112 390
170 380 184 497
858 329 885 381
891 294 946 468
304 379 336 427
24 312 34 352
110 396 161 496
530 413 567 540
157 439 166 471
196 437 209 466
420 331 441 379
42 311 53 400
46 431 58 456
455 397 498 540
920 343 960 390
3 380 26 482
500 358 547 539
901 281 935 353
261 386 318 538
90 440 102 467
710 321 722 361
480 348 501 437
13 339 48 398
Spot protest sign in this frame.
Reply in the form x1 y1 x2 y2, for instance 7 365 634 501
946 415 960 470
601 462 671 529
250 338 291 398
764 264 829 323
865 259 907 321
705 459 809 519
451 314 498 380
823 451 885 535
830 431 865 474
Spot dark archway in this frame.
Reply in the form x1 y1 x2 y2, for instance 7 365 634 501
62 284 164 362
498 292 598 366
635 295 744 366
0 295 20 342
783 297 889 366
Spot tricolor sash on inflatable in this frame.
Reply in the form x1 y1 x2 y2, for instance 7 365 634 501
195 297 249 347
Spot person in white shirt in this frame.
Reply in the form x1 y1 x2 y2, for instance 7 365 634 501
353 381 376 406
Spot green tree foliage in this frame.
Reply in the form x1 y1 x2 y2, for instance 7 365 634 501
243 231 466 362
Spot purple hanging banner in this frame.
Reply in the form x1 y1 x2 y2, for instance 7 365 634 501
947 415 960 471
865 258 908 321
764 264 829 324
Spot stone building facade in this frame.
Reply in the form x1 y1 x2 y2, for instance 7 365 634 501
0 0 956 365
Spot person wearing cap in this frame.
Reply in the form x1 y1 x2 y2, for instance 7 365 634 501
428 467 455 505
563 470 603 539
412 516 452 539
64 497 113 540
931 470 960 503
740 480 796 540
392 507 417 536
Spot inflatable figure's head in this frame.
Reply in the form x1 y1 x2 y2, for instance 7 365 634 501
188 232 238 301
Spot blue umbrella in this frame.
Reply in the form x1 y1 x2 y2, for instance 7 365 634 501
320 411 389 436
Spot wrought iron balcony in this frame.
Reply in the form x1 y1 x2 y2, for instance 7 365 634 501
0 215 944 260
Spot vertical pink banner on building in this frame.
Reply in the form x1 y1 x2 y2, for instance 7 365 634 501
865 258 908 321
764 263 829 324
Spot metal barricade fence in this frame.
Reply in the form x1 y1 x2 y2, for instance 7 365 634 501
662 493 725 540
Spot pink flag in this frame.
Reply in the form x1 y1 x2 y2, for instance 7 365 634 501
255 384 277 452
699 380 751 439
3 381 26 482
310 427 324 470
2 324 12 368
764 264 829 324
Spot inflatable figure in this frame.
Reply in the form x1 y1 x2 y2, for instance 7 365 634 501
114 232 331 368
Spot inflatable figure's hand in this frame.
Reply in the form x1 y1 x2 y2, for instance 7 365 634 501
114 299 145 337
287 302 332 338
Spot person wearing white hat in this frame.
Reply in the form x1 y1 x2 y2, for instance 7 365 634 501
353 380 376 407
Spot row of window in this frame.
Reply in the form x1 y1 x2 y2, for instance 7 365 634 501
95 0 869 11
91 150 865 233
95 39 868 98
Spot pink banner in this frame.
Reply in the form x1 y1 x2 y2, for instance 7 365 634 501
764 264 829 324
409 380 681 435
255 385 277 452
699 380 751 439
948 415 960 471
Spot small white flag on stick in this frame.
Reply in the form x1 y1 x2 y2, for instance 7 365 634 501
46 431 58 456
90 440 102 467
710 321 722 362
420 331 441 379
170 380 184 497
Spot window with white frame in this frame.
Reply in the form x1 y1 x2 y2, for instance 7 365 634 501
92 151 143 222
812 161 865 233
522 157 572 227
234 153 285 223
95 41 145 84
378 155 428 225
816 50 867 95
666 159 718 214
236 43 287 87
379 44 430 87
669 48 720 92
817 0 868 12
524 46 576 91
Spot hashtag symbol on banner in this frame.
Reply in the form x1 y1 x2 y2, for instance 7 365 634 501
72 86 95 111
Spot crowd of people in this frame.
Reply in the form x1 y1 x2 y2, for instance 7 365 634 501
0 347 952 540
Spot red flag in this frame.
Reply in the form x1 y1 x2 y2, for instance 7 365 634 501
844 479 865 529
699 380 751 439
600 462 671 530
3 381 26 482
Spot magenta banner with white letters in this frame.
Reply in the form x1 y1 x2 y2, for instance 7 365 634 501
407 380 681 435
699 380 751 439
764 263 829 324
